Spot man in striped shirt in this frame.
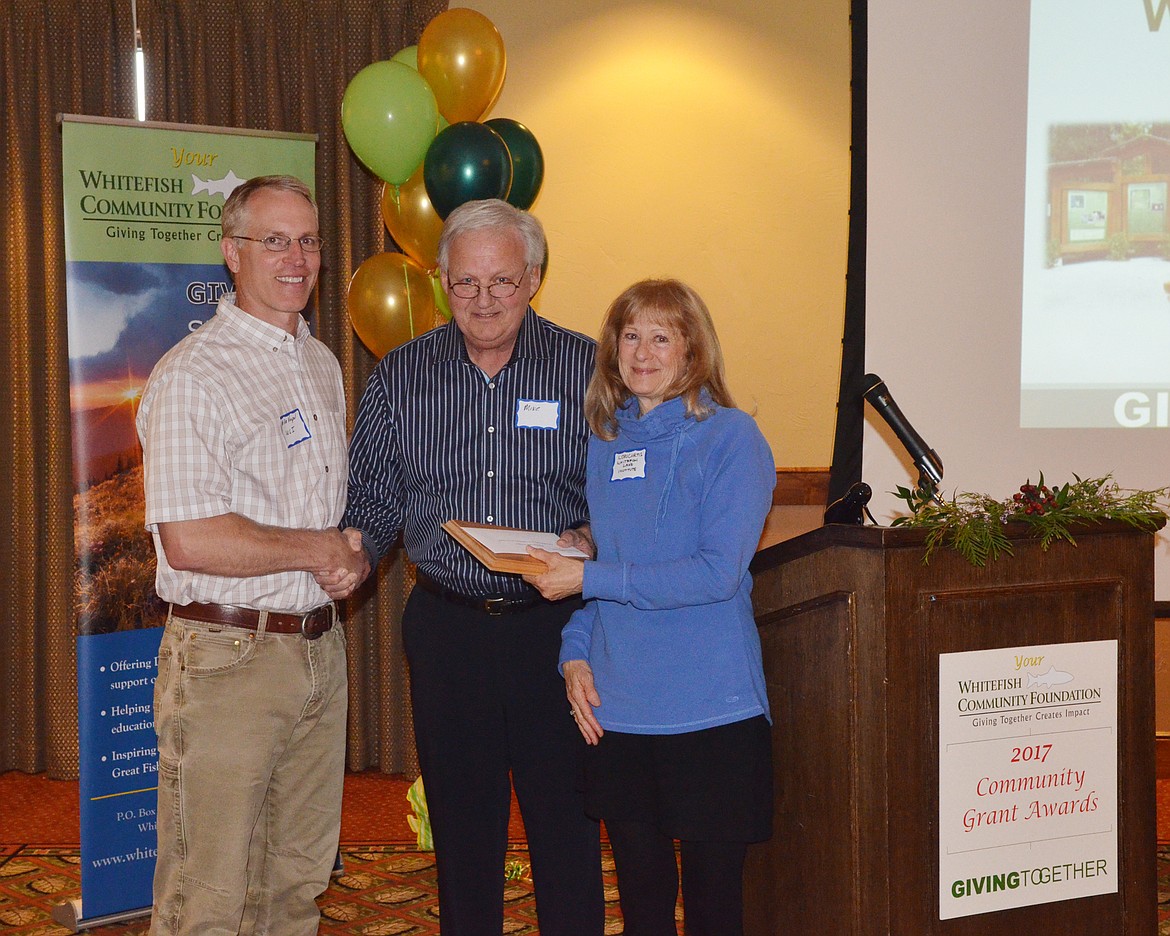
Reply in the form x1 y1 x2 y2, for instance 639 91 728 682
137 175 368 935
345 199 603 934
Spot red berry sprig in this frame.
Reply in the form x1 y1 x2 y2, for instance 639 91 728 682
1012 482 1058 516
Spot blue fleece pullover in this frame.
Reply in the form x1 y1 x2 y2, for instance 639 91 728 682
559 393 775 734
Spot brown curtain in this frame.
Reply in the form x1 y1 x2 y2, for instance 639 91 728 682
0 0 447 779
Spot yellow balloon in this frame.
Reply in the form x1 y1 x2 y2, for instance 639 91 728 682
381 169 444 270
347 253 437 358
418 9 507 124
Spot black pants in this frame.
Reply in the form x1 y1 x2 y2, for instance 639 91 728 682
402 586 603 935
582 718 772 934
605 819 747 936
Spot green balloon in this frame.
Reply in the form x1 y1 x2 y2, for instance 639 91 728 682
342 61 438 185
485 118 545 211
423 122 513 220
391 45 418 70
431 270 452 320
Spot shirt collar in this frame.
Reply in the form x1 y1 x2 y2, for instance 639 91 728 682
432 307 549 366
215 293 311 349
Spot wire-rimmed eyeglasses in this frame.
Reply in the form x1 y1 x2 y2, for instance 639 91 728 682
232 234 324 253
448 267 530 300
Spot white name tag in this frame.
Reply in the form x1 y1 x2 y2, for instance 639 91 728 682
281 408 312 448
611 449 646 481
516 399 560 430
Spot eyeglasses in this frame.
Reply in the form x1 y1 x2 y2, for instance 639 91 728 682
448 268 529 300
232 234 324 253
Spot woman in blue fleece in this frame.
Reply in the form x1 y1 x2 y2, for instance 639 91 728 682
524 279 775 936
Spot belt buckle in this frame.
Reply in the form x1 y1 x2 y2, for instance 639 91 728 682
483 597 508 616
300 608 327 640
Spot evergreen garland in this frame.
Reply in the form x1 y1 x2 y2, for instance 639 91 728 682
890 474 1170 566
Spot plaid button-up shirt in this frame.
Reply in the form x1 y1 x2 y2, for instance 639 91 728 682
137 296 347 612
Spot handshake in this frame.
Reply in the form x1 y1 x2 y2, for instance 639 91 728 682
314 527 370 600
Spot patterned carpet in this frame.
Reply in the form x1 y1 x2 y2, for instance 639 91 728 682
2 772 1169 933
3 842 1169 934
0 771 620 933
0 844 639 935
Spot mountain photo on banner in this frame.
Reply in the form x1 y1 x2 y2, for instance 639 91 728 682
68 261 231 634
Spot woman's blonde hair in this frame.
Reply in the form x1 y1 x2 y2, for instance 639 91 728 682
585 278 734 440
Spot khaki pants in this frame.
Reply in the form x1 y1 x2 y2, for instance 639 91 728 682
149 610 347 936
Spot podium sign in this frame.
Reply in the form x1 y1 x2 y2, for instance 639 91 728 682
938 639 1119 919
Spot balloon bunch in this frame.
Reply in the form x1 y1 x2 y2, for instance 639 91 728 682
341 9 545 358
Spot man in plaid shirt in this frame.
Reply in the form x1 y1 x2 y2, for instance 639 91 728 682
136 175 368 936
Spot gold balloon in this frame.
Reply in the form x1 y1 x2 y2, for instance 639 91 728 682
381 169 444 270
418 9 507 124
347 253 437 358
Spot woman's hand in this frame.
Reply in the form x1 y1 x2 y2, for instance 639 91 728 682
522 548 585 601
563 659 603 744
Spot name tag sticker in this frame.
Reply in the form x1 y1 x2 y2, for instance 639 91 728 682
281 408 312 448
611 449 646 481
516 399 560 430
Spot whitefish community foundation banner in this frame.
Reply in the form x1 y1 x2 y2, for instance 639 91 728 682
60 115 315 927
938 639 1119 921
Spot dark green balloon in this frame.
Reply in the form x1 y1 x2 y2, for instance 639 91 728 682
485 118 545 211
423 122 513 220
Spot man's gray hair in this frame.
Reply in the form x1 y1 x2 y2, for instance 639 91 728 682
437 199 547 272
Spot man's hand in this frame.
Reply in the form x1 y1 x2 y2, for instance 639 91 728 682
522 548 585 601
314 527 371 600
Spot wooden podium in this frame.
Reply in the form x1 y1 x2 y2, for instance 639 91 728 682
743 521 1158 935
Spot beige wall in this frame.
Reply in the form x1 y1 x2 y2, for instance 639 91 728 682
453 0 851 467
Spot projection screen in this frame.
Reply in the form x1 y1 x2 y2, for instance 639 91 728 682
864 0 1170 598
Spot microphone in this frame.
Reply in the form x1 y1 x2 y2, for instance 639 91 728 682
862 373 944 493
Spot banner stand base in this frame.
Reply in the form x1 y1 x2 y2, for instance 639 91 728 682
51 897 151 933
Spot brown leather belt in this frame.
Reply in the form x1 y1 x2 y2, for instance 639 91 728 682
170 601 335 639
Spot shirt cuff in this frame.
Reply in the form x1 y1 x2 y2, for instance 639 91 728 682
558 618 592 673
359 530 381 569
582 561 625 603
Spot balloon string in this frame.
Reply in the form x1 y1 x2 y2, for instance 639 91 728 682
403 261 415 339
391 185 401 211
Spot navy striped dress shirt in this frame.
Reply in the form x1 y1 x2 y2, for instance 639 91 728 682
344 309 596 598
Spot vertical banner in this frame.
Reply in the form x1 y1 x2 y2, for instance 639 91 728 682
61 115 315 925
938 640 1119 920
